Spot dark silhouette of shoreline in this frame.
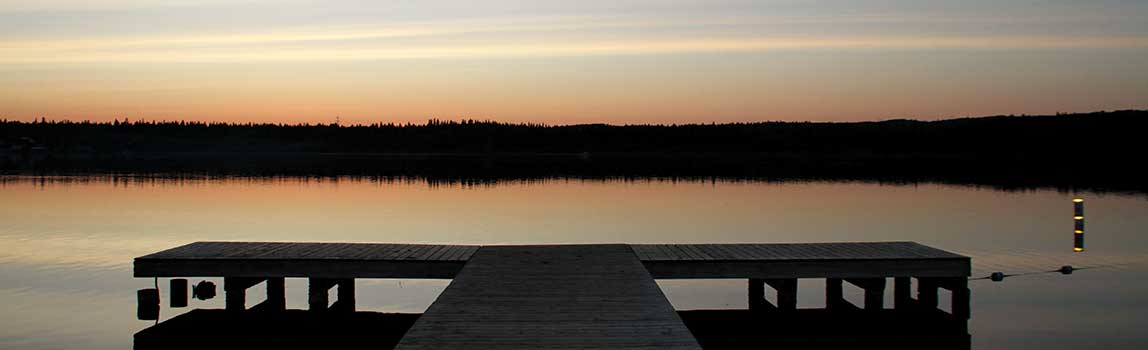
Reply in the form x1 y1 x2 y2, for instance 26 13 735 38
3 110 1144 154
2 110 1146 193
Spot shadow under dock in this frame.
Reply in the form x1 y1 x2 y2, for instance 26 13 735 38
680 309 969 350
135 308 968 350
134 309 419 350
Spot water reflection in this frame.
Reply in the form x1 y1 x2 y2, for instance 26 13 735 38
2 176 1147 349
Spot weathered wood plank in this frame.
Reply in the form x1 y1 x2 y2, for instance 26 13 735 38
137 241 969 280
139 242 480 261
630 242 967 261
643 258 969 279
135 242 481 278
395 245 701 350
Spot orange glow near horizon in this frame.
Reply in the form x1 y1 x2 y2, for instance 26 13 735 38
2 2 1147 124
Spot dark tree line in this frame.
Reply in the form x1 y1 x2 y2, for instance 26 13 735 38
3 110 1147 193
1 110 1144 158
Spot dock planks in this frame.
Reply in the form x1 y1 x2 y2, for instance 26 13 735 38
631 242 965 261
633 242 970 279
134 242 479 278
394 245 701 350
135 241 969 279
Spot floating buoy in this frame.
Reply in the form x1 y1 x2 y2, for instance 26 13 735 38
170 279 188 308
1073 198 1085 252
1059 265 1075 275
192 280 216 301
137 288 160 320
990 272 1006 282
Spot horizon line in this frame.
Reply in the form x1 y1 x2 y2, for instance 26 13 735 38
3 109 1142 128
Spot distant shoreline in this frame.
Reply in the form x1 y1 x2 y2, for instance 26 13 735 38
3 110 1146 193
3 110 1145 154
3 150 1146 195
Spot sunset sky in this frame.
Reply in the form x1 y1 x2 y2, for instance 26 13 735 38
2 0 1146 124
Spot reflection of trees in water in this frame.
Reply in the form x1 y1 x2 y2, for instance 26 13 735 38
4 110 1147 193
3 163 1146 196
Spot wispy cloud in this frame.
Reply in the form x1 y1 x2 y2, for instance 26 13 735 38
0 0 272 13
5 12 1147 64
5 34 1148 64
1 16 655 50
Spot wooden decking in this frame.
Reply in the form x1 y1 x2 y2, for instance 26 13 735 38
632 242 964 261
634 242 969 279
135 242 479 278
135 241 968 279
135 241 968 280
394 245 701 350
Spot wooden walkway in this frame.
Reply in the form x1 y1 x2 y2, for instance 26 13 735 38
394 245 701 350
135 242 479 279
633 242 969 279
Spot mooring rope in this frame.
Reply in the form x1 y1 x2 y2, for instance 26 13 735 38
969 262 1138 282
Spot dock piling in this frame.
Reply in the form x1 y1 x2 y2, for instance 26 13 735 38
137 288 160 320
846 278 886 310
748 279 772 311
894 277 912 310
262 277 285 311
334 279 356 312
308 278 335 311
308 278 355 312
934 277 971 320
224 277 264 312
169 279 188 308
765 278 798 310
917 278 939 310
826 278 845 310
951 279 971 319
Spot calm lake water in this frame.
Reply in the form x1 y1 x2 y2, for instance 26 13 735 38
1 176 1146 349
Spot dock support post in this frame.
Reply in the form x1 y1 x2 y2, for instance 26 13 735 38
950 278 971 320
137 288 160 321
170 279 188 308
826 278 845 310
308 278 336 312
309 278 354 312
846 278 885 310
225 283 244 312
265 277 285 311
894 277 912 310
765 279 798 310
334 279 356 312
224 277 264 312
864 279 885 310
748 279 770 311
918 277 939 310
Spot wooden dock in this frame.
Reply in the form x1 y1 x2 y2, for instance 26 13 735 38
395 245 700 349
135 241 971 348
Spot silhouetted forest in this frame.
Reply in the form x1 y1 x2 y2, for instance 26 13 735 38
3 110 1145 154
2 110 1146 193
